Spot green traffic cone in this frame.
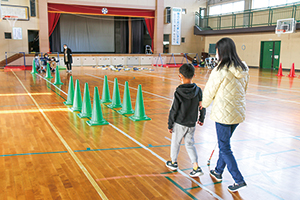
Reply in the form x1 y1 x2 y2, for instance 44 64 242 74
117 81 134 115
101 75 112 103
129 85 151 121
64 76 74 105
77 83 92 118
32 74 37 84
87 87 109 126
31 59 38 74
45 63 53 79
69 80 82 112
53 66 64 85
107 78 122 108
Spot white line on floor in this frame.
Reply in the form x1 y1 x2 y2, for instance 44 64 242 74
85 73 173 101
41 72 223 200
13 71 108 200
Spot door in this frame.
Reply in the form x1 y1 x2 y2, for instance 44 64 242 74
260 41 281 69
163 34 169 53
273 41 281 69
28 30 39 53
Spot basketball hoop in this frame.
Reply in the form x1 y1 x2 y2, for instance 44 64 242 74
3 16 18 27
275 18 296 37
276 29 285 37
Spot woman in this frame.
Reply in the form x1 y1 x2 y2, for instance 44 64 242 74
63 44 73 73
202 38 249 192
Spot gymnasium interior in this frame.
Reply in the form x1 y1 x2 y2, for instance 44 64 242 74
0 0 299 199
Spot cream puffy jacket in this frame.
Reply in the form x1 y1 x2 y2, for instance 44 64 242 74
202 63 249 125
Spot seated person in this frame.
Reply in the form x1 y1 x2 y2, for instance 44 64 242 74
192 57 198 66
49 57 58 72
205 58 211 68
40 53 50 72
33 53 40 71
199 59 205 68
211 58 216 69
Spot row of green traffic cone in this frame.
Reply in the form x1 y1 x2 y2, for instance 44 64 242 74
31 60 63 85
64 75 151 126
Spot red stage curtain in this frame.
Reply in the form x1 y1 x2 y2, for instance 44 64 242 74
48 12 61 36
48 3 155 18
144 18 154 50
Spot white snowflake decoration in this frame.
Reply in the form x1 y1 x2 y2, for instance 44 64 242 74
102 8 108 14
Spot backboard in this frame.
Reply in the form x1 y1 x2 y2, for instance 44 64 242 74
275 18 296 35
1 4 29 21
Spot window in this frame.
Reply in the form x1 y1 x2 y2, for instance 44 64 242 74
163 34 169 45
209 44 216 54
4 32 12 39
252 0 298 9
181 37 185 43
209 1 245 16
182 8 187 14
30 0 36 17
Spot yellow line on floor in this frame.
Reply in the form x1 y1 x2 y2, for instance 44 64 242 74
11 71 108 200
0 93 53 96
0 108 69 114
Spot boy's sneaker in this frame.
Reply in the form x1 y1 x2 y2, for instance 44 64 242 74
165 161 178 170
210 170 222 182
189 167 204 177
228 181 247 192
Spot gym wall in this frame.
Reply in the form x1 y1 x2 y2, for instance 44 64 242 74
204 32 300 70
0 0 39 61
163 0 206 56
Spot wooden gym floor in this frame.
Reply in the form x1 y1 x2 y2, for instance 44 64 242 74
0 66 299 200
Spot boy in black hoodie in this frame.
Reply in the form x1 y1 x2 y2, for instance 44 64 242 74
166 63 206 177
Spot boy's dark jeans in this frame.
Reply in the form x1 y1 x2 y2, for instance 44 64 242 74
215 122 244 184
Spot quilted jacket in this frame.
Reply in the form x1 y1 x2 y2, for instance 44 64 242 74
202 63 249 125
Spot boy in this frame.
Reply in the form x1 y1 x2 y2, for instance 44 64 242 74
199 58 205 68
50 57 58 72
33 53 40 71
40 53 50 73
192 56 198 67
166 63 206 177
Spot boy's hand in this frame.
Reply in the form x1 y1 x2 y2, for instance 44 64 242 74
197 121 204 126
168 129 173 134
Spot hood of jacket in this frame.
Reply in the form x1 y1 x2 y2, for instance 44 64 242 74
176 83 199 99
228 62 249 79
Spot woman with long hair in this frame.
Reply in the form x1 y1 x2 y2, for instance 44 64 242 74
202 37 249 192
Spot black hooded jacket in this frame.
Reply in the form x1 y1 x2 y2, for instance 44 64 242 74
168 83 206 129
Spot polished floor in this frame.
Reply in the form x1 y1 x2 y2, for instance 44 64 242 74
0 67 299 200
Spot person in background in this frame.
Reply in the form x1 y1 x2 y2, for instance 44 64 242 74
40 53 50 73
199 58 205 68
202 37 249 192
33 53 40 72
211 58 215 69
49 57 58 72
192 56 198 67
63 44 73 73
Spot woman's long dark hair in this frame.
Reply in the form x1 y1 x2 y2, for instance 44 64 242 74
216 37 247 71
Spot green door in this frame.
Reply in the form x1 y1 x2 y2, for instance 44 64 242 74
260 41 281 69
273 41 281 69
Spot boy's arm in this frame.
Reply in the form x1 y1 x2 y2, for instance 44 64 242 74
168 93 179 132
198 102 206 126
197 89 206 126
